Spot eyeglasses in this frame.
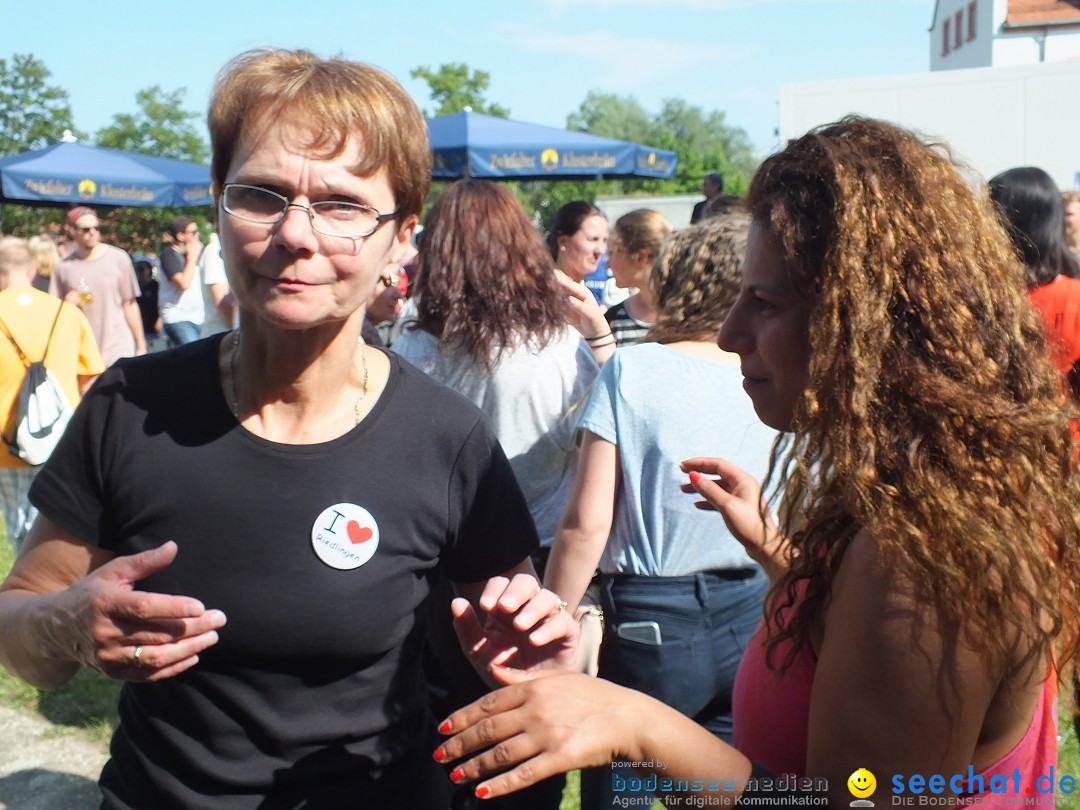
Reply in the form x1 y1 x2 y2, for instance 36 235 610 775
184 227 199 235
75 224 101 234
221 183 398 240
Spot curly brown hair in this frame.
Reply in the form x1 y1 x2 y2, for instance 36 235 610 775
646 212 749 345
749 117 1080 676
412 179 569 369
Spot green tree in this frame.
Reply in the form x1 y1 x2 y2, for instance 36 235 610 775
566 91 758 197
91 86 211 253
95 85 208 163
410 63 510 118
566 91 658 145
0 54 85 235
508 92 759 231
0 53 82 157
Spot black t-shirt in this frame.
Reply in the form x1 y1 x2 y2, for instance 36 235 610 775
30 335 538 809
159 244 185 280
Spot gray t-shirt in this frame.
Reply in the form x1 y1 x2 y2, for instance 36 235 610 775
392 325 599 545
579 342 777 576
51 245 140 367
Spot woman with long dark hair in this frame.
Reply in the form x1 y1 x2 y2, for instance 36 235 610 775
547 200 617 366
393 179 597 810
989 167 1080 383
394 180 598 550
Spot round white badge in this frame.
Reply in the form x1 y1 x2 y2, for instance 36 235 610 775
310 503 380 570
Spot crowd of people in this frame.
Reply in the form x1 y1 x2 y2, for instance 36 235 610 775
1 47 1079 810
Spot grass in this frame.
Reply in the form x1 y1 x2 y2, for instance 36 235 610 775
0 522 1075 809
0 529 122 747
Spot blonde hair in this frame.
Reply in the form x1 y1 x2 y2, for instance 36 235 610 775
646 212 748 345
610 209 673 260
749 117 1080 676
0 237 34 277
27 235 60 279
208 49 430 220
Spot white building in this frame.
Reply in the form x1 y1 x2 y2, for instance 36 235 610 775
931 0 1080 70
778 0 1080 189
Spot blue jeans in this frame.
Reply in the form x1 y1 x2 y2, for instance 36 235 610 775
581 569 768 810
163 320 202 348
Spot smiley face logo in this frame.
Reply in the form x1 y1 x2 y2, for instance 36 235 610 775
848 768 876 800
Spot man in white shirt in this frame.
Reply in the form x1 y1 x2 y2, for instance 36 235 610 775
199 231 236 335
158 216 205 346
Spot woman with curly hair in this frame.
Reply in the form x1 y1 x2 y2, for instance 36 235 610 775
433 117 1080 807
544 212 774 810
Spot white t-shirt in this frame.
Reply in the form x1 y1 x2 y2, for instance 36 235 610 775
159 245 205 327
199 233 234 335
392 325 599 545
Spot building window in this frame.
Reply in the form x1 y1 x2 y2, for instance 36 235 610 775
943 17 951 55
967 1 977 41
955 10 964 49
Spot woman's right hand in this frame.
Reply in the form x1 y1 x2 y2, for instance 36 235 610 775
680 456 790 579
554 271 614 364
59 541 227 682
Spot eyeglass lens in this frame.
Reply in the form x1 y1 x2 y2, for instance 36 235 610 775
224 184 384 238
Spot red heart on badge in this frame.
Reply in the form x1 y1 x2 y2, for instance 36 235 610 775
347 520 373 544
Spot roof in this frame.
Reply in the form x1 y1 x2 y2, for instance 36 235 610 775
1006 0 1080 26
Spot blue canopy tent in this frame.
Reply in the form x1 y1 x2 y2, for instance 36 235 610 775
0 141 212 208
427 111 677 181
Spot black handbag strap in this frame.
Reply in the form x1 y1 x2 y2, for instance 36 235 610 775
0 298 65 367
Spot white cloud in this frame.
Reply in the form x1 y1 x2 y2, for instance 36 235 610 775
492 24 751 90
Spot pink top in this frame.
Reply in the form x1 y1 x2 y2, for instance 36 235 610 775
733 620 1057 798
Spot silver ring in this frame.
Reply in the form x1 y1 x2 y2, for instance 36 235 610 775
133 646 143 669
557 599 569 612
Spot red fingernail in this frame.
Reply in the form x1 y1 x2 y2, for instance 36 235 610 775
450 767 466 784
476 785 492 799
438 719 452 734
689 471 703 484
433 747 447 763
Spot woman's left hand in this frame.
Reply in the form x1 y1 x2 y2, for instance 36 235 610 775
452 574 579 682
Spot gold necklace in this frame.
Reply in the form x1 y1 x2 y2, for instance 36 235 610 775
229 331 369 425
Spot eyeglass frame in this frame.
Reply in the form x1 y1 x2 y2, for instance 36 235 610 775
220 183 399 240
74 224 101 234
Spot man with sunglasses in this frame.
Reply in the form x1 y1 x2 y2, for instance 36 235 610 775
51 207 147 366
158 216 206 347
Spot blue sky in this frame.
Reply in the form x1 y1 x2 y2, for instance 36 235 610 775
3 0 932 156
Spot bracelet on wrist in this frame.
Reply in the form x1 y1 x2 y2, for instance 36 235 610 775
585 332 614 343
588 339 616 350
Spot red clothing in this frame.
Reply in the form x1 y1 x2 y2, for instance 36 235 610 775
1029 275 1080 375
733 617 1057 799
